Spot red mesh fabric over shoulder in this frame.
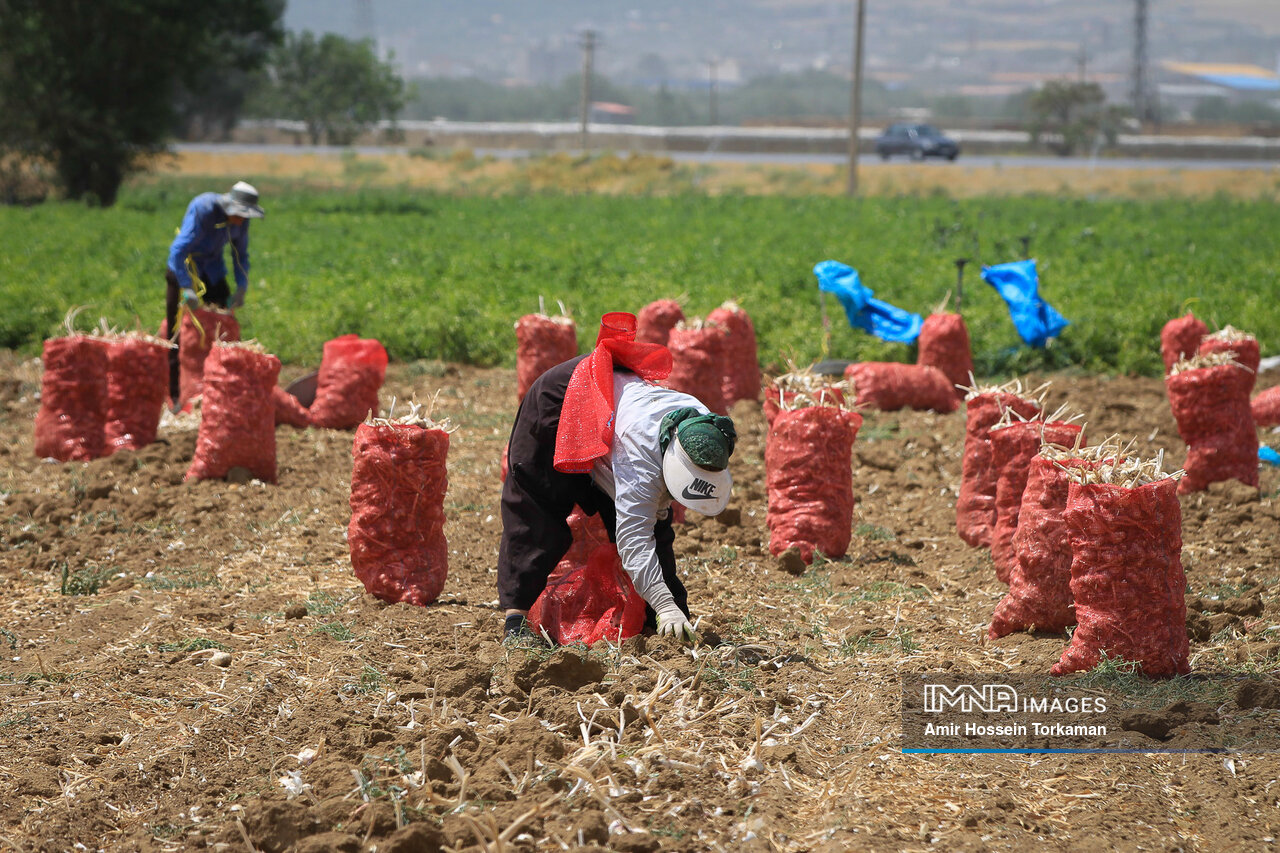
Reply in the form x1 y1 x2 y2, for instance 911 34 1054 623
529 509 646 645
515 315 578 402
185 345 280 483
989 456 1094 638
348 422 450 606
916 313 973 399
104 337 169 454
177 309 240 411
666 323 729 415
636 299 684 346
766 407 863 563
707 303 761 405
955 392 1041 548
1253 385 1280 428
33 336 108 461
1199 334 1260 382
844 362 959 413
989 421 1083 583
271 385 311 428
1160 313 1206 374
1052 478 1190 677
763 384 846 429
1166 362 1258 493
309 335 388 429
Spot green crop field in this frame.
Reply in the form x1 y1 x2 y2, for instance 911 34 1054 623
4 179 1278 376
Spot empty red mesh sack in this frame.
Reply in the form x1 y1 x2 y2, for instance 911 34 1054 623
844 362 959 413
708 301 761 405
1052 477 1190 677
310 335 388 429
666 321 728 415
766 406 863 563
176 309 240 411
104 335 170 454
348 420 450 606
956 391 1042 548
515 313 577 402
989 455 1093 638
1166 360 1258 493
1253 385 1280 428
916 313 973 399
1199 328 1260 382
763 384 846 429
272 385 311 429
529 510 646 646
185 344 280 483
636 299 684 346
989 420 1083 583
33 335 108 461
1160 313 1206 374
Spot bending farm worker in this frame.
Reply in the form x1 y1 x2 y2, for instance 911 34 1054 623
498 312 737 644
163 181 264 402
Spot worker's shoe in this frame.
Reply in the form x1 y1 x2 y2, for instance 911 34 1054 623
502 614 545 646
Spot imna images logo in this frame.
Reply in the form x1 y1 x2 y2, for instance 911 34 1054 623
923 683 1018 713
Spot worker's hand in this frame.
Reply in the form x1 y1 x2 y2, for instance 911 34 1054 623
181 288 201 311
656 606 697 643
230 287 246 309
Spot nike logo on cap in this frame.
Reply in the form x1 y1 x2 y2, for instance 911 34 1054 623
681 477 717 501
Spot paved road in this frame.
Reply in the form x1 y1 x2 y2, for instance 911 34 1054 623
175 142 1280 171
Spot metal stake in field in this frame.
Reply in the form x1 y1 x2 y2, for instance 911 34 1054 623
954 257 970 315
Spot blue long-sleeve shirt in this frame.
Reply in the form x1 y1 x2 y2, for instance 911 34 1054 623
166 192 250 293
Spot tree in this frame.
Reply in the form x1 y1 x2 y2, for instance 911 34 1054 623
248 32 405 145
0 0 284 205
1027 80 1128 156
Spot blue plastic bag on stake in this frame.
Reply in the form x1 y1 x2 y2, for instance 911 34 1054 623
813 260 923 344
980 259 1069 348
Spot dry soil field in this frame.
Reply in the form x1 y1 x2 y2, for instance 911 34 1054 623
2 352 1280 852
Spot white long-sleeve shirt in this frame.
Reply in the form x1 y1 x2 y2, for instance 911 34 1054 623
589 373 707 615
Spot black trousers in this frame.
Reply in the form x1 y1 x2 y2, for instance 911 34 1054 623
497 355 688 626
164 269 230 402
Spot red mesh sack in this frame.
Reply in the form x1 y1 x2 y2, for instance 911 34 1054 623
989 420 1083 584
176 309 240 411
1166 358 1258 493
766 406 863 563
916 312 973 399
1199 327 1260 381
707 301 761 406
636 299 684 346
1253 385 1280 428
1052 477 1190 677
310 335 389 429
33 335 108 461
348 419 450 606
666 321 728 415
989 455 1094 638
844 362 959 414
1160 313 1206 374
185 343 280 483
528 510 646 646
515 313 578 402
763 384 846 429
956 391 1042 548
272 385 311 429
103 335 170 454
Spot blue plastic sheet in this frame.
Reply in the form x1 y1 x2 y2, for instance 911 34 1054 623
813 260 923 344
980 259 1070 348
1261 446 1280 467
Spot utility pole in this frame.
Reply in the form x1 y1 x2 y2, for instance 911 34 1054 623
1132 0 1150 124
579 29 596 151
1076 43 1088 82
708 59 718 125
846 0 866 197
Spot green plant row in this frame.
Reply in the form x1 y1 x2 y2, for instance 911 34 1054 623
5 182 1278 376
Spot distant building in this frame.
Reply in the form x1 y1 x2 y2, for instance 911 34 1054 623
1160 61 1280 117
589 102 636 124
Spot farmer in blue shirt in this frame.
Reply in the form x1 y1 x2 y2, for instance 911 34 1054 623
164 181 265 402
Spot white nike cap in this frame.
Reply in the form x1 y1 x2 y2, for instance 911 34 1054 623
662 436 732 516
